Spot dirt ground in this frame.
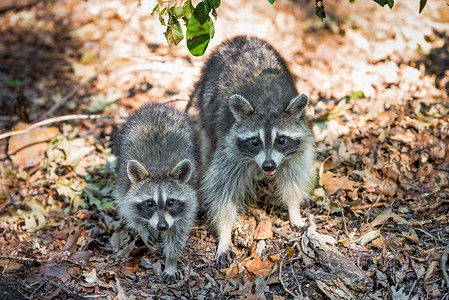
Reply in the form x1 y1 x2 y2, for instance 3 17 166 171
0 0 448 299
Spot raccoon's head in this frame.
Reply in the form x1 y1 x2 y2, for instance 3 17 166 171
229 93 310 177
125 159 195 232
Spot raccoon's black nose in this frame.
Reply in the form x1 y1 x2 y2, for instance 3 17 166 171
157 221 169 231
262 160 277 171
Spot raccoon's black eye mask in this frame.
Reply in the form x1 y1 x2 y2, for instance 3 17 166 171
166 198 185 217
236 137 261 157
136 199 157 219
275 136 301 155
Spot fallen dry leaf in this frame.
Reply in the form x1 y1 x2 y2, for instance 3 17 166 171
389 129 417 143
371 208 408 227
423 260 438 284
301 219 337 258
322 172 359 195
240 250 275 278
253 219 273 240
39 261 71 283
357 230 381 246
8 122 59 167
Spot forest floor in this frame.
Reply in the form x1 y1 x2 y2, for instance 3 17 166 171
0 0 449 299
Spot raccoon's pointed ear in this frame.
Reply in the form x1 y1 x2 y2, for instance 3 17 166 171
285 94 308 118
229 94 254 121
170 159 192 183
127 160 149 184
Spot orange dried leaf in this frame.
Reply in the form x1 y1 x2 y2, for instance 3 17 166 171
8 122 59 167
221 261 243 279
253 219 273 240
240 252 274 278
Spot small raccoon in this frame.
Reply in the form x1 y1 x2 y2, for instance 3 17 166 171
193 36 315 268
112 103 199 283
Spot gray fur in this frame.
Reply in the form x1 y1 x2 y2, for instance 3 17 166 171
112 103 199 283
193 36 316 269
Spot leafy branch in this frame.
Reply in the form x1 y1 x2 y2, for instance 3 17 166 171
152 0 220 56
152 0 428 55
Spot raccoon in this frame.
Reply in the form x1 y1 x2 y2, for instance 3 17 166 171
112 103 199 282
193 36 315 268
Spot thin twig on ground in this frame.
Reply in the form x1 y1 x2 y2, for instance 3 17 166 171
365 173 390 223
442 243 449 289
351 202 388 210
1 250 17 274
0 114 118 141
46 280 65 300
0 255 47 264
335 199 349 238
418 228 445 243
256 262 275 300
289 259 303 297
279 258 299 299
186 262 193 299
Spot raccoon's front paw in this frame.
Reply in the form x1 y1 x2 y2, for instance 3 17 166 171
216 249 236 269
161 270 180 284
290 215 307 228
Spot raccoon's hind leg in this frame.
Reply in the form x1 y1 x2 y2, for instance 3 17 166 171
161 223 191 283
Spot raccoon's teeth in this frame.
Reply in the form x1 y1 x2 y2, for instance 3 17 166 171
264 170 277 176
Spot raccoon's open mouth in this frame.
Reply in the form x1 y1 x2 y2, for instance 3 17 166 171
263 170 277 176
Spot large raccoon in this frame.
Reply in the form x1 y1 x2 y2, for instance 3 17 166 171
193 36 315 268
112 103 199 282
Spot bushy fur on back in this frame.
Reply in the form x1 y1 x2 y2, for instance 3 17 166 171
112 103 200 282
194 36 316 269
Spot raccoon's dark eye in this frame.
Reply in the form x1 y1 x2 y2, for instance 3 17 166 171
145 200 155 208
167 199 175 207
250 138 260 147
277 137 287 145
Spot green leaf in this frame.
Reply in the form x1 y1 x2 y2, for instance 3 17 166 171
349 0 355 3
151 4 160 16
165 21 184 46
182 0 194 21
6 79 22 88
204 0 221 10
171 6 184 18
159 7 167 26
209 17 215 38
350 91 365 100
186 14 211 56
267 0 275 4
193 2 209 24
373 0 393 8
419 0 427 13
373 0 387 6
315 0 326 21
